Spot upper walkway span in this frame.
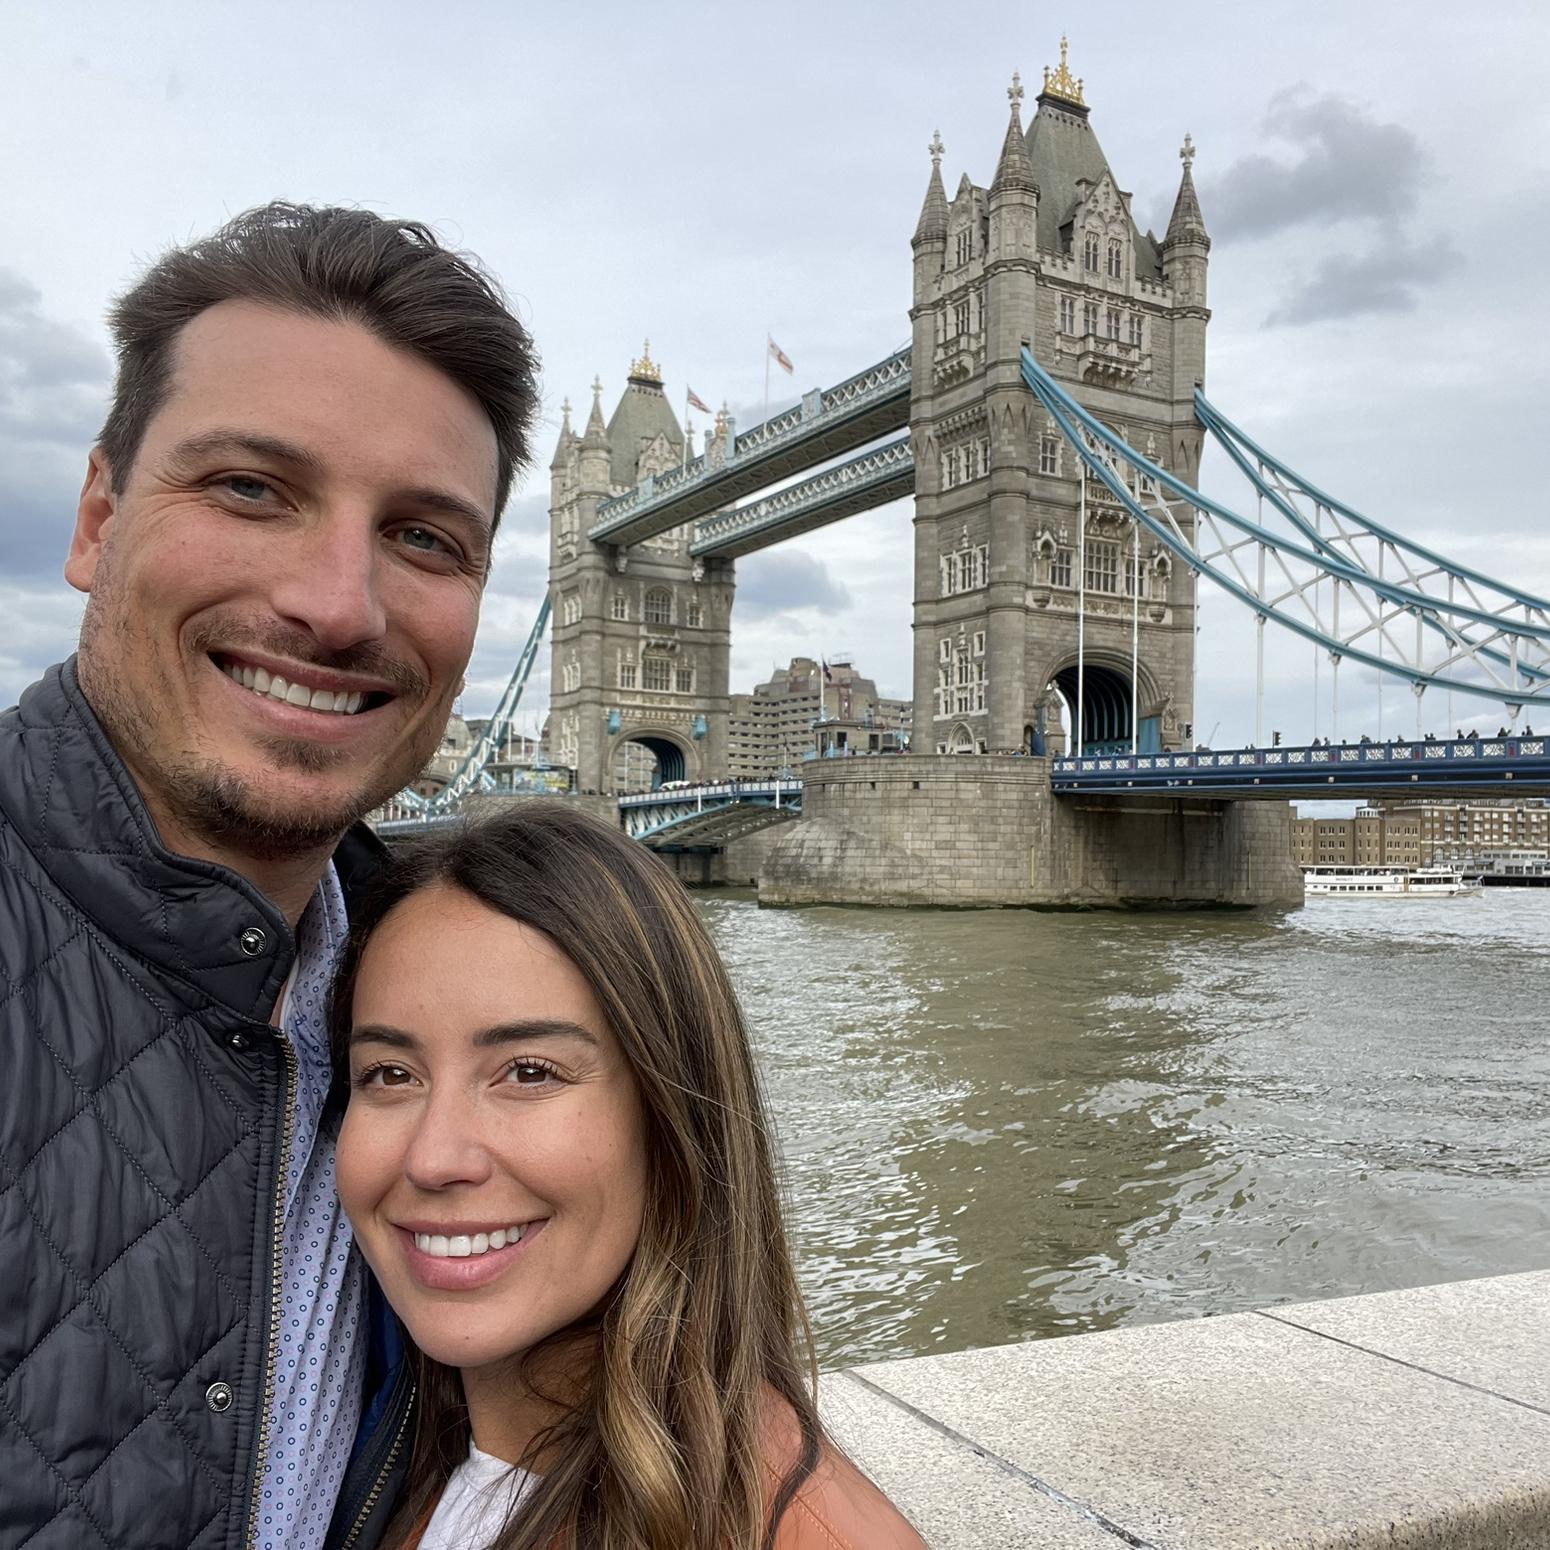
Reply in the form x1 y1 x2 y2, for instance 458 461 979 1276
589 349 910 548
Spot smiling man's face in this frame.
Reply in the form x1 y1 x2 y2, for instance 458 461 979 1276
66 299 498 862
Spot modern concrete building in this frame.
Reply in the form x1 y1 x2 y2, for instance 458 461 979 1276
727 656 911 777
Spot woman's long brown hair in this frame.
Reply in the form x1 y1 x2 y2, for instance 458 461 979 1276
329 801 823 1549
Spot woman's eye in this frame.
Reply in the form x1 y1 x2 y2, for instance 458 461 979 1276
504 1061 556 1086
357 1063 415 1089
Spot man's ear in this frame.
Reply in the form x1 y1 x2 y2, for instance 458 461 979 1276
65 448 117 594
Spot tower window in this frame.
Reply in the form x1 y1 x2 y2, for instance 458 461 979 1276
1051 546 1074 588
1059 296 1075 334
1106 308 1122 341
1083 301 1098 336
610 593 628 621
955 229 971 266
954 298 972 336
1084 540 1120 595
642 655 672 692
618 657 637 689
1128 314 1144 349
1039 436 1060 476
685 599 703 628
1083 232 1100 271
675 666 695 693
1107 238 1124 279
561 591 581 627
643 588 673 626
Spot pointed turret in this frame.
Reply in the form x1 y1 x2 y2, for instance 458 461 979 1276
913 129 949 246
988 73 1038 269
990 73 1037 197
1164 134 1210 249
549 396 575 471
578 376 611 498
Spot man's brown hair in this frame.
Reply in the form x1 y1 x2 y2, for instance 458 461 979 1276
99 201 540 523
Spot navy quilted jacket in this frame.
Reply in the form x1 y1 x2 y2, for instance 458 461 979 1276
0 661 411 1549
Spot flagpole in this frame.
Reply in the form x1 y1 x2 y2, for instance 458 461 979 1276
763 331 771 422
682 387 689 470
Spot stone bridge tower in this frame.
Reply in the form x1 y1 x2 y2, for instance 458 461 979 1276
547 346 735 793
908 41 1210 757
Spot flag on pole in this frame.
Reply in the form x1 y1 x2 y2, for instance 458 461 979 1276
686 386 712 414
767 335 795 375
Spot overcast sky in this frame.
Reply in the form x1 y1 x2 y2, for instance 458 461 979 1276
4 0 1548 752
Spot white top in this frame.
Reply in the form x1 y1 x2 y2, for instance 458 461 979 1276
419 1444 539 1550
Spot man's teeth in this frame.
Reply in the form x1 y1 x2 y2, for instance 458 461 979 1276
219 660 367 715
414 1225 528 1258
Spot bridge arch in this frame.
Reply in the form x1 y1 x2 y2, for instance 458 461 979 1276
607 727 697 793
1045 651 1163 756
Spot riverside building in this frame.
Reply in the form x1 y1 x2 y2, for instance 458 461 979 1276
1291 800 1550 868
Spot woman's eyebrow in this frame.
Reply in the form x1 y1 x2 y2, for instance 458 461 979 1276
347 1020 600 1051
473 1019 600 1050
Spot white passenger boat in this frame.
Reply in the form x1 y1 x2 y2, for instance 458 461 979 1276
1302 865 1483 898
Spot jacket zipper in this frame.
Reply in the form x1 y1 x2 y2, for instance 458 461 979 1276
338 1384 416 1550
246 1034 297 1550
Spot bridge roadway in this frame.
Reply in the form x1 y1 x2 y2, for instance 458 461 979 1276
589 349 910 548
617 779 803 849
1053 733 1550 800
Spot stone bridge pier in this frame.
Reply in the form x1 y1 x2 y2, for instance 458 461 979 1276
757 755 1301 907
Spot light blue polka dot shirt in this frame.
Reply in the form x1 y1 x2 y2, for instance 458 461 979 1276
258 863 365 1549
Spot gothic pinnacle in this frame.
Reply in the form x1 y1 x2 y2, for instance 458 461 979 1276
991 70 1037 195
913 129 949 245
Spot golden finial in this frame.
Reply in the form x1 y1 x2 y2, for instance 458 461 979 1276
1041 36 1086 107
628 337 662 383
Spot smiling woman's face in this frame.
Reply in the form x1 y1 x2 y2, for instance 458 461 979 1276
336 883 648 1377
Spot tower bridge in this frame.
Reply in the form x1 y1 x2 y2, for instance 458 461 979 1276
383 42 1550 906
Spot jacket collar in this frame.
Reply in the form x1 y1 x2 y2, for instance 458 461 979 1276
0 658 384 1020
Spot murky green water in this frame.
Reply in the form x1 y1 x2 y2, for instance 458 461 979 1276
697 890 1550 1368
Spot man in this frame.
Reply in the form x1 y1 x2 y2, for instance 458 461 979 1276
0 203 539 1548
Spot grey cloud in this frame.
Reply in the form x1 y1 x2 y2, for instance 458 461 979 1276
1266 229 1465 326
0 268 111 583
1202 88 1429 243
733 549 852 621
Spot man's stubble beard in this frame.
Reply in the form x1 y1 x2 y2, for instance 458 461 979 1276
77 554 440 863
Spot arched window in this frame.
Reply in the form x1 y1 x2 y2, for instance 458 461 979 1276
643 588 673 626
1107 238 1123 279
561 591 581 626
1083 232 1100 271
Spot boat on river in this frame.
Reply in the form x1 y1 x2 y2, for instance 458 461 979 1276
1302 865 1483 898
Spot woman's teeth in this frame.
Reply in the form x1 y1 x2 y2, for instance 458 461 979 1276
413 1225 528 1258
220 659 367 715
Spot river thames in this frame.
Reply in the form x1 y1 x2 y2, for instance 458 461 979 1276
699 888 1550 1368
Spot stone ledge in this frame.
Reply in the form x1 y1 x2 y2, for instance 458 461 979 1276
821 1271 1550 1549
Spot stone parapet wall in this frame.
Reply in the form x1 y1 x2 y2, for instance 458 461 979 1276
825 1270 1550 1549
758 755 1301 908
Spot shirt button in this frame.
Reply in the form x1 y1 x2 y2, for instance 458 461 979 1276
239 927 268 957
205 1381 234 1414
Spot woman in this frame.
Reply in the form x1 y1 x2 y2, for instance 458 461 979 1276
330 801 927 1549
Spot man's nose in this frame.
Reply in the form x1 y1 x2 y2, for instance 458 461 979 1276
268 512 388 652
402 1090 496 1192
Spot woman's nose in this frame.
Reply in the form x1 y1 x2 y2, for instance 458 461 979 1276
401 1093 495 1191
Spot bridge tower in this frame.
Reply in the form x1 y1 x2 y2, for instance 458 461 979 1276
909 42 1209 757
547 346 735 792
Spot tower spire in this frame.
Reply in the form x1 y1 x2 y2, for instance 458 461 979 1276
583 376 608 443
991 72 1037 195
1040 36 1086 107
1164 133 1210 248
912 129 949 246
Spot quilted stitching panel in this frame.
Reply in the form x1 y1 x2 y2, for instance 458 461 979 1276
1 842 267 1547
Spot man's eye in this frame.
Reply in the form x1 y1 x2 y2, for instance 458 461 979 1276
397 526 453 556
219 475 275 503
